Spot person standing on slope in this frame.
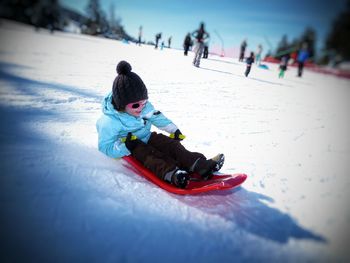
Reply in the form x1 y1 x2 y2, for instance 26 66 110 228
168 36 172 48
155 33 162 49
255 44 263 65
137 25 142 46
245 52 255 77
297 43 309 77
203 40 209 59
183 33 192 56
96 61 224 189
279 54 290 78
192 22 209 67
239 39 247 62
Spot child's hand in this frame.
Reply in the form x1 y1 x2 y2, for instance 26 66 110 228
170 129 186 141
125 132 142 152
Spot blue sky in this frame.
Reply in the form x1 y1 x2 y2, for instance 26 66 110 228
60 0 347 56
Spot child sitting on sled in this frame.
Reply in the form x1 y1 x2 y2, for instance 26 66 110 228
96 60 224 189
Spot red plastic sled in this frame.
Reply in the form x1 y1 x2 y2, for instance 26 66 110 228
122 156 247 195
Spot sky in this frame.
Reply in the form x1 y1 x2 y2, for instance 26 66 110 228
60 0 347 57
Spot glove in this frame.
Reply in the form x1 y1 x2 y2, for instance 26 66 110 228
169 129 186 141
125 132 142 152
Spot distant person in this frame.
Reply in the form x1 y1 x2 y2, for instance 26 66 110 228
239 39 247 62
203 41 209 59
183 33 192 56
255 44 263 65
155 33 162 49
168 36 172 48
96 61 225 189
192 22 209 67
290 51 297 64
245 52 255 77
161 41 165 50
137 26 142 46
189 39 194 51
279 54 290 78
297 43 309 77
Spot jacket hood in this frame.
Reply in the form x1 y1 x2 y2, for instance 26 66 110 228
102 92 118 116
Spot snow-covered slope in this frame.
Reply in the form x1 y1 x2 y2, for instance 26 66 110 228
1 20 349 262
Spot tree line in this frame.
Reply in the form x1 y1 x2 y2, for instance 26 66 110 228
273 0 350 65
0 0 134 41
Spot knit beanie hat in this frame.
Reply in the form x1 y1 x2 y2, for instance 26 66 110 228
112 61 148 111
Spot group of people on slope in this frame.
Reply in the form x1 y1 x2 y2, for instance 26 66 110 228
139 22 310 78
240 40 310 78
277 45 310 78
187 23 310 78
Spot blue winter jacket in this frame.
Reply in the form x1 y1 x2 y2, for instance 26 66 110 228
96 92 178 158
297 50 309 63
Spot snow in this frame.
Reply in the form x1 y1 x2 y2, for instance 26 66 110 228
1 20 350 262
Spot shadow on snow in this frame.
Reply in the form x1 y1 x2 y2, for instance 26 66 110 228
0 61 102 101
176 187 326 244
200 66 286 86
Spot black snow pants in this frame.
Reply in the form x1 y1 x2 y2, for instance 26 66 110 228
298 61 304 77
245 65 251 77
193 42 204 67
131 132 205 181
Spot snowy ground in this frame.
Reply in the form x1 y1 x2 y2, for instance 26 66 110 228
0 20 349 262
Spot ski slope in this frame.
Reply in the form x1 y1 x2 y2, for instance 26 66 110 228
0 20 349 262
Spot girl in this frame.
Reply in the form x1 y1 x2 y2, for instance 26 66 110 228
96 61 224 189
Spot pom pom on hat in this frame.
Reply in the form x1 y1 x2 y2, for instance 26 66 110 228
116 60 132 75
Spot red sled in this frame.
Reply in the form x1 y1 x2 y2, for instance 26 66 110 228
122 156 247 195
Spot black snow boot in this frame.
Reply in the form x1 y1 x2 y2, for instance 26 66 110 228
193 154 225 180
171 169 189 189
211 153 225 172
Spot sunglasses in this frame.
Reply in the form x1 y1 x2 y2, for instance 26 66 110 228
127 100 147 109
